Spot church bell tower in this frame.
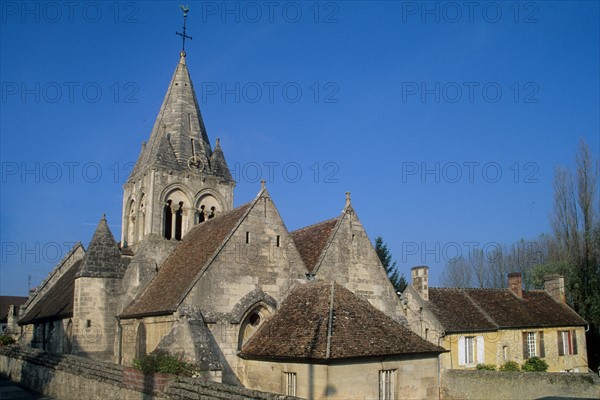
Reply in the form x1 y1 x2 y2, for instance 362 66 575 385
121 9 235 248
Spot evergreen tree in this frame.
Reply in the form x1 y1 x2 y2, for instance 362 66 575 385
375 236 407 293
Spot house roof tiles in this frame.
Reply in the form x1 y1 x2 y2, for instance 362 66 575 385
240 281 445 361
121 202 252 318
427 287 587 333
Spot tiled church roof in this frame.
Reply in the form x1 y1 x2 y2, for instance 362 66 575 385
240 281 445 361
19 260 82 324
121 202 253 318
428 288 587 333
291 218 338 273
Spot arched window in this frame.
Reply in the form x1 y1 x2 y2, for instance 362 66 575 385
175 202 184 240
164 189 189 240
127 199 136 245
163 200 173 240
238 305 269 350
138 194 146 241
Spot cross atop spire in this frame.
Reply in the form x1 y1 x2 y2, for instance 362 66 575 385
176 5 192 55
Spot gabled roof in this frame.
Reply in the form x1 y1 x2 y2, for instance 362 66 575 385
121 202 253 318
240 281 445 361
427 288 587 333
291 218 339 273
0 296 28 322
19 260 82 325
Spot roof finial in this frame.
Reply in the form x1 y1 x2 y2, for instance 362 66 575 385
215 137 220 147
101 213 106 221
261 180 266 190
176 5 192 57
345 191 351 206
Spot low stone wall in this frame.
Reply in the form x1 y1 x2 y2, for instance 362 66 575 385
0 346 298 400
442 369 600 400
0 345 163 400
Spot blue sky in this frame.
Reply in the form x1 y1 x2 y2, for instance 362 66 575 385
1 1 599 296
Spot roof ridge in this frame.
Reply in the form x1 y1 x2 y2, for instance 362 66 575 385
431 287 508 291
291 216 339 233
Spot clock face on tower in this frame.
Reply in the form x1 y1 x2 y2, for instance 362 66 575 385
188 155 204 173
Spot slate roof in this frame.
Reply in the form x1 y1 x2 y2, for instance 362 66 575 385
76 215 125 278
427 288 587 334
240 281 445 361
129 54 213 180
291 218 338 273
210 139 233 182
0 296 28 323
19 260 82 325
121 202 253 318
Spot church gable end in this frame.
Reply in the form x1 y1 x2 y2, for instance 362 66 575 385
182 187 307 317
310 198 404 321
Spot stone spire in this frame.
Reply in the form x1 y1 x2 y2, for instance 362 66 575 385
77 215 124 278
128 53 213 180
210 138 233 181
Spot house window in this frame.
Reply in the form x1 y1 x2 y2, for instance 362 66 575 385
522 331 545 359
558 330 578 356
379 369 395 400
526 332 536 358
458 336 484 366
284 372 296 396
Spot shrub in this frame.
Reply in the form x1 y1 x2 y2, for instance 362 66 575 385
132 352 196 375
0 335 16 346
476 363 497 371
499 361 521 371
522 356 549 372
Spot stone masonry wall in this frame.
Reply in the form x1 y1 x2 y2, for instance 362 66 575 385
0 346 298 400
441 369 600 400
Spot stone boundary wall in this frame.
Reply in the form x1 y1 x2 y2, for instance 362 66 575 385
0 346 299 400
442 369 600 400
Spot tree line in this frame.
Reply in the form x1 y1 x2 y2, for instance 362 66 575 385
441 138 599 371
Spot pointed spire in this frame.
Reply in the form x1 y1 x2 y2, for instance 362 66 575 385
128 55 214 180
76 216 124 278
210 137 234 182
345 192 351 207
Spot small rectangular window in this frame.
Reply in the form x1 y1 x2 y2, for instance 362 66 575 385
276 235 280 247
284 372 296 396
558 330 578 356
527 332 537 358
523 331 544 358
379 369 395 400
246 232 250 244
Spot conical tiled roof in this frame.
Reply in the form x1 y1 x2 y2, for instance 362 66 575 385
76 215 124 278
210 138 233 182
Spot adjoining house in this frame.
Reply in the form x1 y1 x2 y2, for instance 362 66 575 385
403 266 589 372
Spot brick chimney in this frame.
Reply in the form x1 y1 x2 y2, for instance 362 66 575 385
508 272 523 298
411 266 429 301
544 274 566 303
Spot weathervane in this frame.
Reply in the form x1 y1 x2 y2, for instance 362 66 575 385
176 5 192 53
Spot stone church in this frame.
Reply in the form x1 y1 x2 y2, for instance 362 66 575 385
14 46 445 399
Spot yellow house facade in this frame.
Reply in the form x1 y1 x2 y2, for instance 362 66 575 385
403 268 588 373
